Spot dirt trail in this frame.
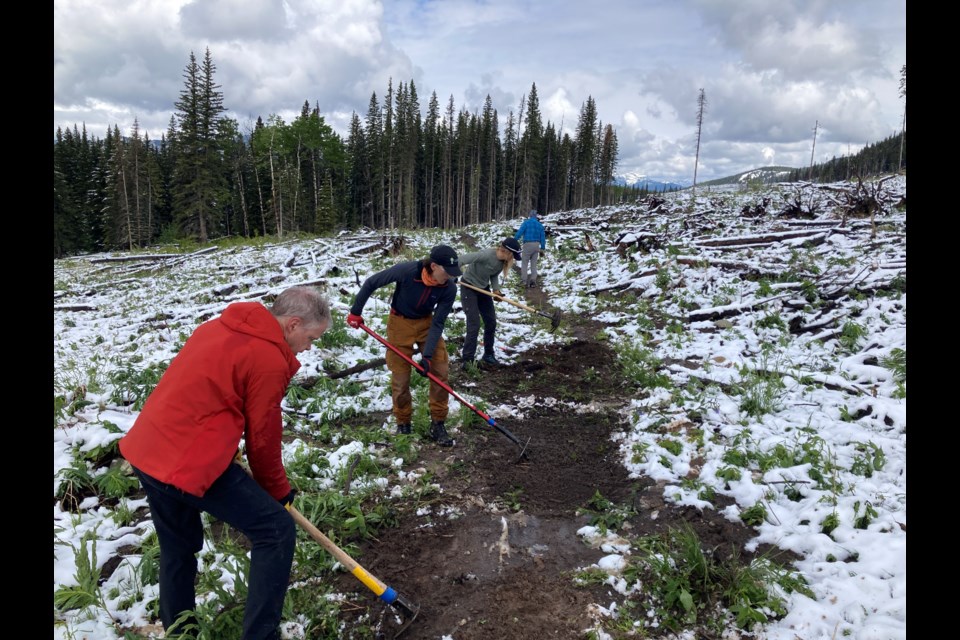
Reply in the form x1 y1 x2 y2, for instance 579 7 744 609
333 303 783 639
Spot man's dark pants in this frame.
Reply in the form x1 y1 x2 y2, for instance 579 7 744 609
133 463 296 640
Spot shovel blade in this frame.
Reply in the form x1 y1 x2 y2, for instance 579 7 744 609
390 594 420 639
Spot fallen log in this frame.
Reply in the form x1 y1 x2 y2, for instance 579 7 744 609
54 304 98 312
691 228 834 248
296 347 425 386
89 246 218 263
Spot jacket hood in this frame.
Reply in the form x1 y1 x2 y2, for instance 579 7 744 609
220 302 283 341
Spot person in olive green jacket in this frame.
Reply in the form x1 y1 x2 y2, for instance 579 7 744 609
457 238 522 367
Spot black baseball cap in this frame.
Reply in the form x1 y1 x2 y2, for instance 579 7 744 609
500 237 522 260
429 244 462 276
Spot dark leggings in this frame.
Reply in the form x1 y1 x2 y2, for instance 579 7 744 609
460 285 497 361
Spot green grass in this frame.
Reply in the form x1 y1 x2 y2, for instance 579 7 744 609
576 523 813 635
616 342 672 390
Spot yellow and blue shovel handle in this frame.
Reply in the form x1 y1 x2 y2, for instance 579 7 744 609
352 566 398 604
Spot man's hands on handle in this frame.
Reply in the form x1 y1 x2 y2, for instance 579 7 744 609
279 489 297 511
236 450 297 512
493 290 504 298
346 312 364 328
417 356 431 377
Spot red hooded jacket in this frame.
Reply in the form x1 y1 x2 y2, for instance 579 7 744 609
119 302 300 500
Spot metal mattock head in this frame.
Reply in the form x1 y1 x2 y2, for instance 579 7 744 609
551 309 563 332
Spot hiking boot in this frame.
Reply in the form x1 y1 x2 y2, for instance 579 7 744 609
459 359 475 371
479 352 500 366
429 421 454 447
396 423 412 435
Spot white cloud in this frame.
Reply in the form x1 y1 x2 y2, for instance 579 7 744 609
54 0 906 182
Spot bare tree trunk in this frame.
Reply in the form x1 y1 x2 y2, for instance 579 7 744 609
312 149 320 231
146 174 153 244
237 165 250 237
254 161 268 236
133 146 142 246
692 89 706 199
121 166 133 250
808 120 819 181
268 130 281 236
292 137 302 232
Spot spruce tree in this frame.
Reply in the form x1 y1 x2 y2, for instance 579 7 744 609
519 83 544 213
171 49 227 243
574 97 598 207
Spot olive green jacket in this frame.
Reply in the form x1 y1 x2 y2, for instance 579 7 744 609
459 248 506 290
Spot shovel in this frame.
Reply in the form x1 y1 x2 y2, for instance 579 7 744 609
289 506 420 637
239 460 419 637
358 323 531 463
459 282 562 332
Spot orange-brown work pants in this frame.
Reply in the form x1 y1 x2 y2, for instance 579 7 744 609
385 313 450 425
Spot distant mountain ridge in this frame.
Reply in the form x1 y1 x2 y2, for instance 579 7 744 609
696 166 796 187
611 171 688 192
614 166 797 191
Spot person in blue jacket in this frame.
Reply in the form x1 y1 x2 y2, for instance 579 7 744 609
346 245 461 446
514 209 547 288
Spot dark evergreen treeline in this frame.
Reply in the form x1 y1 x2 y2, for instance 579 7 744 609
788 131 907 183
54 49 620 258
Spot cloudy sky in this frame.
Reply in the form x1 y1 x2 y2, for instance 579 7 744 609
54 0 906 184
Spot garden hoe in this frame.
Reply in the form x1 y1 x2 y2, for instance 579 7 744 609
288 507 420 638
359 323 531 463
240 460 419 637
460 281 562 332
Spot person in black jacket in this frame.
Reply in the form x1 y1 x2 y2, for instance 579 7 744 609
346 245 462 446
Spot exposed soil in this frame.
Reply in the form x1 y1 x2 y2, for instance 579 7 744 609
329 297 798 640
102 288 798 639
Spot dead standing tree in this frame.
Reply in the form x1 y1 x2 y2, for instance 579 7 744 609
691 89 706 199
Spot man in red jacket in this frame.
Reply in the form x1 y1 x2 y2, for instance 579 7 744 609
119 285 331 640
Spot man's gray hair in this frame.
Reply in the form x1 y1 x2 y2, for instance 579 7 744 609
270 286 331 327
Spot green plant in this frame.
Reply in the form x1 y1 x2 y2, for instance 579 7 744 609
108 361 169 410
722 448 749 467
838 321 867 351
756 313 785 330
94 465 141 500
737 365 785 419
716 466 742 486
881 347 906 397
821 511 840 536
655 268 671 290
721 554 814 629
576 491 637 534
850 440 886 477
620 523 812 633
502 487 524 512
56 460 96 511
658 437 683 456
54 532 102 611
740 502 768 527
853 500 878 530
630 441 650 464
616 342 672 389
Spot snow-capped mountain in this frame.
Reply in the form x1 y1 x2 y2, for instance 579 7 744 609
612 171 688 192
